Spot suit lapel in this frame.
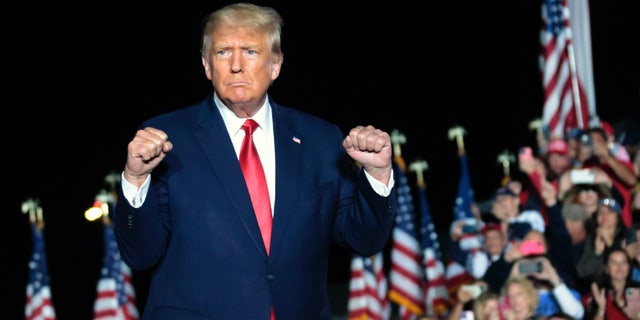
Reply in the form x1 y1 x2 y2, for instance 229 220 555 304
269 107 303 261
194 102 270 258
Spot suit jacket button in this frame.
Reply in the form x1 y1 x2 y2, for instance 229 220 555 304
266 274 275 281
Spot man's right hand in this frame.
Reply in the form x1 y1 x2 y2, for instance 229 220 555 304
124 127 173 188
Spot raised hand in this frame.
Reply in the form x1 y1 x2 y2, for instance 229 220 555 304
343 125 392 185
124 127 173 188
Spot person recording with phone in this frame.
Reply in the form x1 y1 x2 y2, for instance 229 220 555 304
483 230 584 319
446 281 491 320
575 128 637 228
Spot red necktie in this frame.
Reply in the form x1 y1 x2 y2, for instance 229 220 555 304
239 119 272 254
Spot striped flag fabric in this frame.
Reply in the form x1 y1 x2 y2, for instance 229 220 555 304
93 220 138 320
445 153 478 304
417 181 450 318
540 0 597 139
25 224 56 320
452 153 481 252
388 159 426 319
348 252 390 320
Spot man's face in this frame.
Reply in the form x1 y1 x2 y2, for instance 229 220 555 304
202 25 282 111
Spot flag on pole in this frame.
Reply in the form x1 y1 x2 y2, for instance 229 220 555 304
25 223 56 320
417 181 450 319
445 152 478 304
93 219 139 320
452 153 481 252
540 0 598 139
388 159 426 319
348 252 390 320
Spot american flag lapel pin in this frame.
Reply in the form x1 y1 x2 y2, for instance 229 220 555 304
292 136 301 144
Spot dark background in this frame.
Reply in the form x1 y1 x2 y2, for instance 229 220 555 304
6 0 640 318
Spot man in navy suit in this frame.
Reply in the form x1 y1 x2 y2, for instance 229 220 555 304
113 3 397 319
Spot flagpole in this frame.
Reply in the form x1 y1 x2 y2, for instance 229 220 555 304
21 197 44 230
409 159 428 188
567 42 584 128
497 150 515 186
447 126 466 156
390 129 407 170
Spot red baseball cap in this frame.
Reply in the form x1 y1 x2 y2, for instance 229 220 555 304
546 138 568 156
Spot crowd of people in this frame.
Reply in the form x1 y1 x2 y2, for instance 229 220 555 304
444 123 640 320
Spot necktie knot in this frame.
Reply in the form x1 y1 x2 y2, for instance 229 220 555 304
242 119 259 136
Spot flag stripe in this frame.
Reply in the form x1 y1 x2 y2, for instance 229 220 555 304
389 160 425 317
25 224 57 320
540 0 595 138
94 213 139 320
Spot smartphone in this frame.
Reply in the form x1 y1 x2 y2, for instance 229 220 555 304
518 260 543 274
461 284 484 299
570 169 595 184
462 224 481 234
624 288 640 319
519 240 545 256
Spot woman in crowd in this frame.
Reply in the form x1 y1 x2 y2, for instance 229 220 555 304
577 198 629 286
499 275 541 320
583 247 640 320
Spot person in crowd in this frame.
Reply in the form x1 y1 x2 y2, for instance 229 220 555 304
577 198 628 287
600 120 631 163
509 231 584 319
465 223 509 279
112 3 397 319
560 182 615 237
499 275 541 320
490 186 546 243
538 177 587 293
473 290 501 320
544 138 574 183
623 223 640 283
575 128 637 227
583 247 640 320
447 280 491 320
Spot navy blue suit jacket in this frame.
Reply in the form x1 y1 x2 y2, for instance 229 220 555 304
114 94 397 319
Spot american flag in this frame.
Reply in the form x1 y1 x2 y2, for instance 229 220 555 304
25 224 56 320
348 252 390 320
445 153 478 304
417 181 450 319
93 220 138 320
388 158 426 319
540 0 597 138
452 153 481 252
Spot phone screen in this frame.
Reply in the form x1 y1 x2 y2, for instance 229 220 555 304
625 288 640 319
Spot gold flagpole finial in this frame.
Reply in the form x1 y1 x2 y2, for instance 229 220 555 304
497 149 515 182
528 118 542 133
448 126 467 154
104 171 121 192
21 197 44 228
408 159 429 188
390 129 406 158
